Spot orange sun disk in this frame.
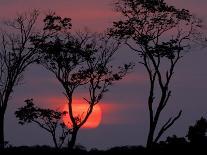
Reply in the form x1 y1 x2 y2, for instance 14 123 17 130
62 101 102 129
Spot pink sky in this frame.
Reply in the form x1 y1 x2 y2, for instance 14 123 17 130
0 0 118 31
0 0 206 30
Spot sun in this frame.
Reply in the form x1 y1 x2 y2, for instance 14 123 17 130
62 101 102 129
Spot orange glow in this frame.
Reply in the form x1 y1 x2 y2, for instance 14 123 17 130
62 100 102 129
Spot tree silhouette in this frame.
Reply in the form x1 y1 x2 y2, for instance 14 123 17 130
165 135 187 146
31 13 132 149
109 0 202 148
0 10 39 148
15 99 71 149
187 117 207 145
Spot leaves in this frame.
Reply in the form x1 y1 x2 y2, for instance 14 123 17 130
15 99 71 149
0 10 40 115
43 13 72 31
187 117 207 144
110 0 200 61
15 99 66 125
109 0 202 146
29 14 133 142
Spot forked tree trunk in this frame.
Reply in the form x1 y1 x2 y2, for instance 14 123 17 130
68 129 78 150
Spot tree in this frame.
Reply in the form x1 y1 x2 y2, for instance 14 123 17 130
165 135 187 146
109 0 202 148
0 10 39 148
31 13 132 149
187 117 207 145
15 99 71 149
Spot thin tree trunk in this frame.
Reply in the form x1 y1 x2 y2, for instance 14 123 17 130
52 133 58 149
146 124 155 149
0 112 5 149
0 90 11 149
68 129 78 150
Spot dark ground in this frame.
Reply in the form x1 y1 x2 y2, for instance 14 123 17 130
0 143 206 155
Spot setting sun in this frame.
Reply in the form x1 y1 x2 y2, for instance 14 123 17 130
62 101 102 129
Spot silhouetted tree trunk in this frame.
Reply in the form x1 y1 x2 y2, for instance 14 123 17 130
68 128 78 149
109 0 202 149
0 112 4 149
31 14 132 150
147 125 155 148
52 133 58 149
0 10 39 149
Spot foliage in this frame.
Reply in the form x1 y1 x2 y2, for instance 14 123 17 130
187 117 207 145
29 13 133 149
0 10 40 148
109 0 202 148
15 99 70 149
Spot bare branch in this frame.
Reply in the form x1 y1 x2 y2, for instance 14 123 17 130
154 110 182 143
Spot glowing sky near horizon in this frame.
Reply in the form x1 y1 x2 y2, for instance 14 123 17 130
62 102 102 129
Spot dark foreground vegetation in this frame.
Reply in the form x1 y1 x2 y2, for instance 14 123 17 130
1 117 207 154
0 143 206 155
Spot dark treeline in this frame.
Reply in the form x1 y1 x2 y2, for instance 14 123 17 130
0 0 206 153
0 117 207 154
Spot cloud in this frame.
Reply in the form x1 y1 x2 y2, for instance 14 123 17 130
0 0 118 31
17 94 143 126
118 72 147 84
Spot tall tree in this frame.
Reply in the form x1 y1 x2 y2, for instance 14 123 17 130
109 0 202 148
31 14 132 149
0 10 39 148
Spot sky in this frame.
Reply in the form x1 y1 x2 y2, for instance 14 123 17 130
0 0 207 150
